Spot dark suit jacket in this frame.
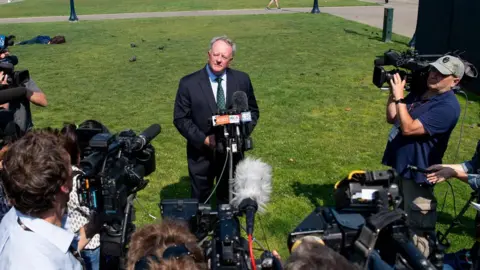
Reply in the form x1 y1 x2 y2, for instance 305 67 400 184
174 66 259 151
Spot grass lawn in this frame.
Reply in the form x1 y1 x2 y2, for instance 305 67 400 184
5 13 480 260
0 0 375 18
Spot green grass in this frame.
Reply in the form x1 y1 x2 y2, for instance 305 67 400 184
5 13 480 260
0 0 375 18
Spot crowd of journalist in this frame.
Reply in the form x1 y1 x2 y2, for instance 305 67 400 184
0 33 479 270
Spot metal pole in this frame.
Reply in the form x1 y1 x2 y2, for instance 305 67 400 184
311 0 320 14
69 0 79 22
382 7 394 42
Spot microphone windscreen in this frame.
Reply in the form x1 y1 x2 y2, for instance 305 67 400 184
231 157 272 213
232 91 248 111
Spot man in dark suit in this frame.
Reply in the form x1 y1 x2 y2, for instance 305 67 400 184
173 36 259 205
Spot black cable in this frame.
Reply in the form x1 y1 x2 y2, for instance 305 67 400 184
439 89 468 220
257 215 271 251
452 90 468 163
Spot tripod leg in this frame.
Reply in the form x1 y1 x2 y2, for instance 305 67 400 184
439 193 477 244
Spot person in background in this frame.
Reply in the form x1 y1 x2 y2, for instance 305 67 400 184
15 35 66 45
266 0 280 9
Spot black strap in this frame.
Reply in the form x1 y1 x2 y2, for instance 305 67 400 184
351 210 406 269
17 217 86 270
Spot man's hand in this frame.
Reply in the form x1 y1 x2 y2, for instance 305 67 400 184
0 72 8 85
389 73 406 100
84 210 105 239
426 165 456 184
204 134 216 149
0 51 9 60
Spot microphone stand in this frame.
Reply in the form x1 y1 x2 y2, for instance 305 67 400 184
223 125 236 204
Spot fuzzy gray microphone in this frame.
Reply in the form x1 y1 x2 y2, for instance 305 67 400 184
231 156 272 235
232 91 249 112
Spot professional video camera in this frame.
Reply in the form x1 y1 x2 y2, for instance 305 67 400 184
288 169 443 270
160 157 280 270
0 35 30 88
372 49 478 92
75 123 161 269
0 62 30 88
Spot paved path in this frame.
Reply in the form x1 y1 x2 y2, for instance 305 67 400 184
0 1 418 37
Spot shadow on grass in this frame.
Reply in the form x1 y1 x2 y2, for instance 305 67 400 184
160 176 191 202
291 181 336 207
436 208 476 239
343 28 409 46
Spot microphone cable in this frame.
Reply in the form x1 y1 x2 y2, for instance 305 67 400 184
439 89 469 222
203 148 229 204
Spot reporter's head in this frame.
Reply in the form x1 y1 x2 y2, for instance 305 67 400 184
427 55 465 92
126 219 206 270
1 130 72 219
286 236 359 270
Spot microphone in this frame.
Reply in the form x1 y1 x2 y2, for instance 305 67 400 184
0 87 27 104
230 157 272 235
232 91 248 111
131 124 161 151
231 91 247 138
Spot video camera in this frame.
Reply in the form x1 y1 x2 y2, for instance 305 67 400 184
372 49 478 92
160 157 278 270
160 200 280 270
0 35 30 88
288 169 443 270
75 123 161 267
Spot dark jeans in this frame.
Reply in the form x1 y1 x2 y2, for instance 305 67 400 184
81 247 100 270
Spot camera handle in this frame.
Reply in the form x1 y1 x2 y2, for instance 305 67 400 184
438 191 478 247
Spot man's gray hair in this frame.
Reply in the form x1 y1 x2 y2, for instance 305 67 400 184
209 35 236 57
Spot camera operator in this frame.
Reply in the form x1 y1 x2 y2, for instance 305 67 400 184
126 219 207 270
173 35 259 205
0 131 84 269
382 55 464 257
426 141 480 269
59 124 101 270
0 50 48 132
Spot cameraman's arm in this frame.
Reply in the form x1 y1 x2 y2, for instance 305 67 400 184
386 94 397 124
24 79 47 107
390 74 426 136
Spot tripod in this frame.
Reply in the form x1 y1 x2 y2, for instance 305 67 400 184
100 194 136 270
438 191 478 247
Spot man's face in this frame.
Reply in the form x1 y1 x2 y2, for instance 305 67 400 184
208 40 233 75
427 68 460 92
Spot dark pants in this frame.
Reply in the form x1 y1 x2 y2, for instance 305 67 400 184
187 144 240 206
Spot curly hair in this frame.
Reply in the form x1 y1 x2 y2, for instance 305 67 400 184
1 130 71 216
126 219 207 270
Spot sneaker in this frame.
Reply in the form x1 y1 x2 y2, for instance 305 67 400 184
265 7 271 10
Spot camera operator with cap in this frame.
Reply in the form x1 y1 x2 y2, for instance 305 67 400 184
382 55 464 257
0 49 48 133
0 131 101 270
